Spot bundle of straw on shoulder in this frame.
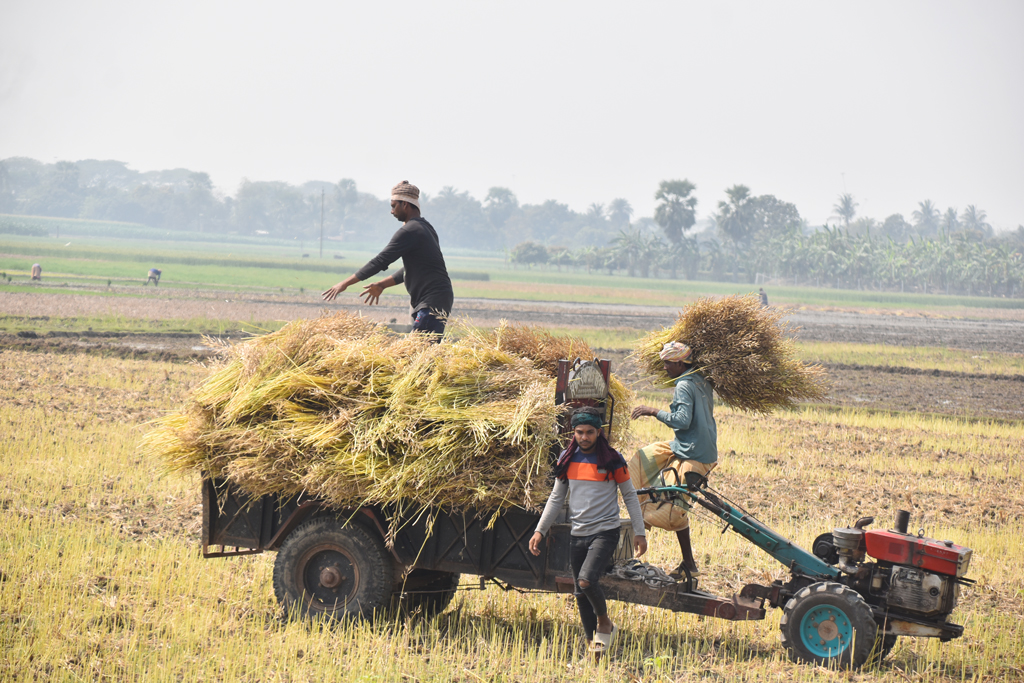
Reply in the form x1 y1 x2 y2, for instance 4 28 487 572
632 295 827 413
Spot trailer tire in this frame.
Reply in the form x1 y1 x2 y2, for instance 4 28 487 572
273 516 394 621
780 581 877 669
393 569 460 616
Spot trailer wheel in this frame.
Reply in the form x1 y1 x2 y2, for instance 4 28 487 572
393 569 461 616
273 516 394 621
780 582 877 669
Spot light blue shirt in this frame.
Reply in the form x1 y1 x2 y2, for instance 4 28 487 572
657 372 718 464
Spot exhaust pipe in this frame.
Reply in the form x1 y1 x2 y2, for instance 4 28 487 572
895 509 910 534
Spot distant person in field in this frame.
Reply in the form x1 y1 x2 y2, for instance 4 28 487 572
146 268 162 286
530 407 646 659
629 342 718 579
31 264 42 281
322 180 453 341
759 287 769 307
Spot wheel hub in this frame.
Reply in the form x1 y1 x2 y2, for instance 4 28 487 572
296 543 360 608
800 605 853 657
320 565 344 588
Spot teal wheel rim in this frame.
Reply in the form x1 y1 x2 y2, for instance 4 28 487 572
799 604 853 658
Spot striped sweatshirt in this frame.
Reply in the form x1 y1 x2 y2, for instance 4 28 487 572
535 449 646 538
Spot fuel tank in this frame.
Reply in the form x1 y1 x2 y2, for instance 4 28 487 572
864 529 972 577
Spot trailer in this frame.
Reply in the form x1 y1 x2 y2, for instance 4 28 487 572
202 475 766 622
200 357 765 622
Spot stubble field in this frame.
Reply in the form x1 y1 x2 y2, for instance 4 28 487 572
3 325 1024 681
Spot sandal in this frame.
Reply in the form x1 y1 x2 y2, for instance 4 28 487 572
669 564 701 579
589 624 618 653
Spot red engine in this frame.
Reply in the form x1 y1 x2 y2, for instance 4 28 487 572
864 529 972 578
829 511 971 621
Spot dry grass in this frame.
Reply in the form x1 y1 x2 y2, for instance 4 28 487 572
3 347 1024 681
142 315 634 521
633 295 829 413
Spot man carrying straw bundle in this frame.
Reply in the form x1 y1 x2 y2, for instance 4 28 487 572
530 407 647 659
322 180 454 340
630 341 717 579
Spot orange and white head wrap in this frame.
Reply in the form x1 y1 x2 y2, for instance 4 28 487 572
659 341 692 363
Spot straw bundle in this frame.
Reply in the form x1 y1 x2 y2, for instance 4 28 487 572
143 313 631 517
632 295 828 413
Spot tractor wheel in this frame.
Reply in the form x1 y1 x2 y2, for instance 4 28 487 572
273 516 394 621
392 569 461 616
780 582 878 669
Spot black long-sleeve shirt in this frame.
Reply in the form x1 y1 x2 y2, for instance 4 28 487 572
354 218 454 314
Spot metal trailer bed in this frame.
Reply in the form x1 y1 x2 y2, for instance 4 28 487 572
202 476 766 621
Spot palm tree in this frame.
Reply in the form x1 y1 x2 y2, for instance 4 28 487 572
961 205 992 237
941 207 960 234
912 200 940 237
607 198 633 231
832 193 857 229
612 229 642 277
653 179 698 244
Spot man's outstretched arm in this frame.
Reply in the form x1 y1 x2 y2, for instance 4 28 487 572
322 274 362 301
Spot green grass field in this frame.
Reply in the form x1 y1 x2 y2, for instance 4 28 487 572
4 233 1024 311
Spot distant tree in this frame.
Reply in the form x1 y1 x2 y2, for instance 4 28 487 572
961 205 992 238
607 198 633 231
941 207 960 234
0 160 13 212
747 194 803 240
425 186 493 249
912 200 940 237
832 193 858 228
505 199 581 245
880 214 912 243
510 241 549 267
484 187 519 233
235 179 311 236
716 184 755 249
22 161 83 217
653 179 698 244
52 161 81 194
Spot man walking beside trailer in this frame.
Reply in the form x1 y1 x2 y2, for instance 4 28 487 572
322 180 454 340
630 342 718 579
529 407 647 659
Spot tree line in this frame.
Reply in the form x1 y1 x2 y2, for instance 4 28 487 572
2 157 1021 296
511 182 1024 298
0 157 634 249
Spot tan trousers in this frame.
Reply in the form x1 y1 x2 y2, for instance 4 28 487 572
628 441 717 531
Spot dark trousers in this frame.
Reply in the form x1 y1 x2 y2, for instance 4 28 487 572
411 309 446 342
570 528 619 641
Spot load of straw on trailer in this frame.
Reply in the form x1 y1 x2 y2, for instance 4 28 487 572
143 314 633 517
632 294 827 412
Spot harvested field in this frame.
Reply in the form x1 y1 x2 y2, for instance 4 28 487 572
3 289 1024 352
3 348 1023 681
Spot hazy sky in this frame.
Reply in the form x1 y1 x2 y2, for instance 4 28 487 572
2 1 1022 229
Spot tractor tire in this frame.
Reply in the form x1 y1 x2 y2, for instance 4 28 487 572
273 516 395 621
780 581 878 669
392 569 461 617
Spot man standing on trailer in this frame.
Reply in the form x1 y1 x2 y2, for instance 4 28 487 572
630 341 718 579
529 407 647 659
322 180 454 340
